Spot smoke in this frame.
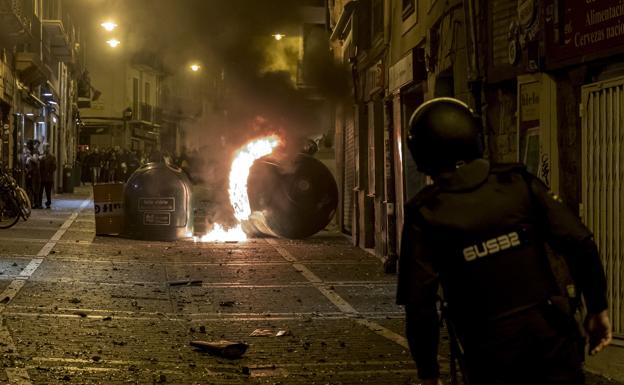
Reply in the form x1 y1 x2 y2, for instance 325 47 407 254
70 0 349 228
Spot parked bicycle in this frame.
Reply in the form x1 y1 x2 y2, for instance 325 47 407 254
0 163 31 229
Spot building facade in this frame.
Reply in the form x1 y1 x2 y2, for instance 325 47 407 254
0 0 85 191
328 0 623 379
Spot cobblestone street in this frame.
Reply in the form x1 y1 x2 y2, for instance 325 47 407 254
0 188 419 385
0 189 621 385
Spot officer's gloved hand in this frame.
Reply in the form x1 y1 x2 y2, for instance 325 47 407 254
584 309 612 355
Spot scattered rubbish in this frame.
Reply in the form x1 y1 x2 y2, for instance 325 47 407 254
199 325 206 333
92 355 101 362
11 263 17 267
250 329 273 337
168 280 203 287
61 375 71 381
75 311 88 318
249 328 290 337
102 316 113 321
157 373 167 383
219 301 236 307
190 340 248 359
68 298 81 304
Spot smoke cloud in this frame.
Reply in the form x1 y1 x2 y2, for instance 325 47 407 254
68 0 349 228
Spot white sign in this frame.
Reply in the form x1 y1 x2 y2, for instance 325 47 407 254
389 51 414 93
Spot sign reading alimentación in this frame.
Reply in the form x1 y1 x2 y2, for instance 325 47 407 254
545 0 624 65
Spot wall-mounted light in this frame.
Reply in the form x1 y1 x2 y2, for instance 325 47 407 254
101 21 118 31
107 39 121 48
48 101 58 105
52 116 57 123
43 92 53 97
190 64 200 72
272 33 285 41
26 113 34 117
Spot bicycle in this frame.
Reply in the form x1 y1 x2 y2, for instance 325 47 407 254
0 165 31 229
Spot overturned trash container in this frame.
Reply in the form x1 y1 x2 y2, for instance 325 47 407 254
245 153 338 239
93 183 124 235
123 162 192 241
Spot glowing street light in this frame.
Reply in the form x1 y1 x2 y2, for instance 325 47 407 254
101 21 118 31
106 39 120 48
190 64 200 72
272 33 285 41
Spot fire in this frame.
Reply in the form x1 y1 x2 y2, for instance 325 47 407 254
196 135 281 242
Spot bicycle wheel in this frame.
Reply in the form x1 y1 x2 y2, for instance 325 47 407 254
0 194 20 228
16 187 31 219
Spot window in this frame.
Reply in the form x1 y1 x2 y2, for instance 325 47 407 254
402 0 415 20
372 0 383 43
132 78 139 115
144 82 151 105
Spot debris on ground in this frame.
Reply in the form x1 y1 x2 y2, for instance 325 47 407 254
68 297 81 304
250 328 273 337
249 328 290 337
219 300 236 307
190 340 248 359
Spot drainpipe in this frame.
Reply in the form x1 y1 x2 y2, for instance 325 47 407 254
463 0 483 116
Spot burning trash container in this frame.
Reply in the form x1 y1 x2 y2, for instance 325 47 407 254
245 153 338 239
123 161 192 241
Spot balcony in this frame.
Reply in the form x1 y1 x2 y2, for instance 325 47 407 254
42 2 73 62
15 51 52 86
138 103 162 124
0 0 32 43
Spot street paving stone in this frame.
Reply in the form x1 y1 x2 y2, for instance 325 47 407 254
0 187 621 385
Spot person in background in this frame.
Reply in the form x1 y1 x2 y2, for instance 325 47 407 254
26 140 42 209
39 143 57 209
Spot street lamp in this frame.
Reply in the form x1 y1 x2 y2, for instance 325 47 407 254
107 39 121 48
272 33 285 41
101 21 118 31
190 64 200 72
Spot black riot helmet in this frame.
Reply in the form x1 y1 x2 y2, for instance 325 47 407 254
407 97 483 175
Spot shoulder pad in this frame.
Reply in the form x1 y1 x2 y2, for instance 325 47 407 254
405 185 440 211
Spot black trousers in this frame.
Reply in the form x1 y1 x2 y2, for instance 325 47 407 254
460 306 585 385
40 182 53 207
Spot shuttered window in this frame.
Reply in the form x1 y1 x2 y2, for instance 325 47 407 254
343 111 356 233
582 78 624 336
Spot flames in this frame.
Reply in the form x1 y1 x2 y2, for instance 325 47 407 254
195 135 281 242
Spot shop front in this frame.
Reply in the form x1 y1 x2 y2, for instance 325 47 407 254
387 47 427 252
543 0 624 366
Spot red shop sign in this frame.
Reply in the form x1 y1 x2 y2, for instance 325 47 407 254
545 0 624 65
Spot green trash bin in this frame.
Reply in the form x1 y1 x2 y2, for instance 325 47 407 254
62 166 74 193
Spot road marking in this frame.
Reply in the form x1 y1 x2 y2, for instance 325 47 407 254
266 238 409 349
6 368 31 385
3 196 92 385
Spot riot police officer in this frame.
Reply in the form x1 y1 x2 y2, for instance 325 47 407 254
396 97 612 385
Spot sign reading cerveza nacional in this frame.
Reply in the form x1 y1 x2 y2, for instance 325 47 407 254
545 0 624 63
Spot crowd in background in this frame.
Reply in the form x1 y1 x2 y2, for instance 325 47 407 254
23 139 57 209
75 147 201 185
76 147 142 185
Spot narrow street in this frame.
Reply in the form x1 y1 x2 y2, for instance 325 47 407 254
0 188 418 384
